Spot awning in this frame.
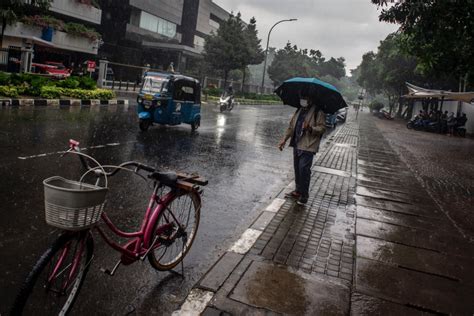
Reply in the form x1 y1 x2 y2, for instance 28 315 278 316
141 41 202 57
404 82 474 103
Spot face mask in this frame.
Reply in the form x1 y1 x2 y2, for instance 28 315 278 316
300 99 308 107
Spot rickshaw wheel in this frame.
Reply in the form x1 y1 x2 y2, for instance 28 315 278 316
191 118 200 131
139 119 151 131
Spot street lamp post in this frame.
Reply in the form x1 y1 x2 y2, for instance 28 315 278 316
260 18 297 94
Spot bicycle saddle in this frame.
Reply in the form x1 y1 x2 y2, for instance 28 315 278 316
151 171 177 187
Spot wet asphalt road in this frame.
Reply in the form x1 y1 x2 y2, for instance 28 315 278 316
0 102 299 315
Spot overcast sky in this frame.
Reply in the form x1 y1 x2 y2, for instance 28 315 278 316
213 0 398 73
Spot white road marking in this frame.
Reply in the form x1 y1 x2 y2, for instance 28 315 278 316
229 228 262 254
265 198 286 213
17 141 134 160
171 288 214 316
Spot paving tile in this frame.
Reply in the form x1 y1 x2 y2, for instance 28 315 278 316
355 258 474 315
230 261 350 315
199 252 243 292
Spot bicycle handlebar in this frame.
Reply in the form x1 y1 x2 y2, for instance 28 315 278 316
68 139 156 177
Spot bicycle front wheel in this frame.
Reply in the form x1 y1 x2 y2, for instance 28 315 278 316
11 231 94 316
148 190 201 271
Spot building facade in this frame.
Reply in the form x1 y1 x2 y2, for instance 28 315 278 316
0 0 103 72
98 0 230 79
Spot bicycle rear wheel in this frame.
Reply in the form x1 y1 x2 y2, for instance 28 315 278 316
11 231 94 315
148 190 201 271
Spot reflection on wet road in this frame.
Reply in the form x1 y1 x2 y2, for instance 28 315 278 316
0 103 296 315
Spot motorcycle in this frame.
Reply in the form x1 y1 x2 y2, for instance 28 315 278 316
376 110 394 120
407 116 441 133
454 125 467 137
219 94 234 112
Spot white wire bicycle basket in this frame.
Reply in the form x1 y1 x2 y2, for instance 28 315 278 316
43 150 108 231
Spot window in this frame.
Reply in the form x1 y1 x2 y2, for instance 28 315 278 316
139 11 177 38
141 76 169 94
209 19 220 29
173 80 196 102
193 36 205 47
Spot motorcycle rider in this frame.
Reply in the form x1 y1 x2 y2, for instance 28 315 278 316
226 85 234 107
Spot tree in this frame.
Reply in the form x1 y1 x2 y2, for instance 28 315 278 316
372 0 474 91
267 42 318 86
1 0 52 47
241 17 264 87
357 33 422 115
318 57 346 79
203 13 247 86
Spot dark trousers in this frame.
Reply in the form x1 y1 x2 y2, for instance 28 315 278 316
293 149 314 198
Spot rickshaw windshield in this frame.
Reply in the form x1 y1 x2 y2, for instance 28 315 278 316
141 76 169 94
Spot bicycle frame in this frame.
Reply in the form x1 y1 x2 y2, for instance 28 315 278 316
94 184 182 265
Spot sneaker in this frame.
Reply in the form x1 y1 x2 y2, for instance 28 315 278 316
285 191 301 199
296 196 308 205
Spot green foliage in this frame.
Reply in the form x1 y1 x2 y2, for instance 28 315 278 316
267 43 346 86
203 14 264 84
203 13 247 82
40 86 115 100
243 17 265 66
0 86 19 97
267 43 317 86
369 100 385 112
357 33 421 98
40 86 63 99
56 77 80 89
0 72 10 85
77 76 96 89
236 92 279 101
202 87 223 96
1 0 53 46
28 75 52 96
0 72 111 99
63 22 101 40
20 15 63 29
372 0 474 89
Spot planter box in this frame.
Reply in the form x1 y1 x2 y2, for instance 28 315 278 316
4 23 98 55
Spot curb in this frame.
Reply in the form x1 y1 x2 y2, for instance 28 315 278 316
0 99 128 107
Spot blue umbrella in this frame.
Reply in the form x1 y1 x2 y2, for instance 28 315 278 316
275 77 347 114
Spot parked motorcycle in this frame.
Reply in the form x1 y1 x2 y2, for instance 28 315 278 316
454 125 467 137
407 116 441 133
376 110 394 120
219 94 234 112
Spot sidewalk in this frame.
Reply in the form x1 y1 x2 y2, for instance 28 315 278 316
175 113 474 315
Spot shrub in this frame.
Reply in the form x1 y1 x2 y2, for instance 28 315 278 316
28 76 52 96
0 72 10 85
64 22 101 41
203 87 222 96
40 87 115 100
21 15 64 30
0 86 19 97
77 76 96 90
56 77 80 89
40 86 63 99
369 101 384 112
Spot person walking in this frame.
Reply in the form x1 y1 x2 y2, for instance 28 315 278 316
278 96 326 205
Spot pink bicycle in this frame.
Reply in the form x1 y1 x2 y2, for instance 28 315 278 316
11 140 207 315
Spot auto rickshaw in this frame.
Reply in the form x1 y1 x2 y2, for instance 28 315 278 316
137 72 201 131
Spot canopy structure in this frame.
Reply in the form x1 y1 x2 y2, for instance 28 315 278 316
404 82 474 103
